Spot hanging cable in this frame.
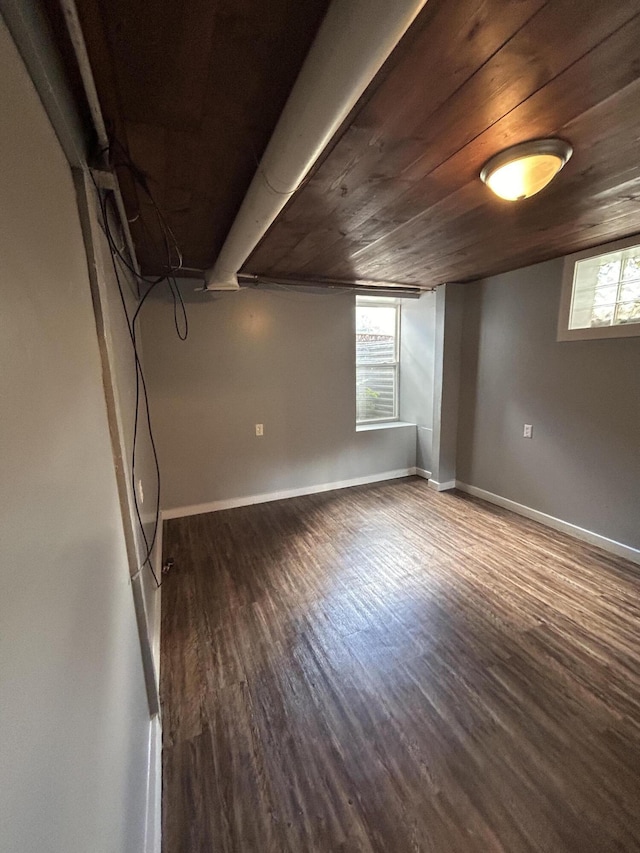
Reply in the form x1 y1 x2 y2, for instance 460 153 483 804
89 155 189 587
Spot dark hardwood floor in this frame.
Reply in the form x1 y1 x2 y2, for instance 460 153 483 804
160 478 640 852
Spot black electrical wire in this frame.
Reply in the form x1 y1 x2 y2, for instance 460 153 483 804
101 145 190 444
168 275 189 340
102 193 162 586
89 158 189 587
101 207 167 287
103 139 183 273
100 142 188 341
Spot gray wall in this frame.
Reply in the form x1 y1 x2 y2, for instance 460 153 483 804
457 258 640 549
142 286 417 511
431 284 464 485
93 199 160 562
0 18 150 852
400 292 436 472
87 189 161 672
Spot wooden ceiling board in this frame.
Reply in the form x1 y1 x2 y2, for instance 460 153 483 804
246 0 550 273
357 85 640 279
53 0 640 285
71 0 330 274
52 0 152 266
247 0 640 286
348 76 640 284
344 13 640 257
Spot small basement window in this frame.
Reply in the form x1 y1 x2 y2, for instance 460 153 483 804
558 236 640 340
356 298 400 424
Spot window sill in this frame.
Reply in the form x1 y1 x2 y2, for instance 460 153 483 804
356 421 415 432
558 323 640 341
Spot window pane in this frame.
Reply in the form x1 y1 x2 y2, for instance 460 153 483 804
593 285 618 305
621 255 640 282
620 280 640 302
569 244 640 331
356 305 397 364
596 258 621 285
590 304 615 327
615 300 640 324
356 365 396 421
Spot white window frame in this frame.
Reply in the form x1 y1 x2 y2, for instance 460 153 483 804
356 298 401 425
558 234 640 341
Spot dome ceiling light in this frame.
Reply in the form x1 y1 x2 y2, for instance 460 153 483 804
480 138 573 201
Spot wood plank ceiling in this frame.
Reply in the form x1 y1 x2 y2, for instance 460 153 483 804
71 0 640 286
249 0 640 286
68 0 330 276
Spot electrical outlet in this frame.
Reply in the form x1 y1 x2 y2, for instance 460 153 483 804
523 424 533 439
137 478 144 503
255 423 264 436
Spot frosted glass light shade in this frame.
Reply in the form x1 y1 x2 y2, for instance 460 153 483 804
480 139 573 201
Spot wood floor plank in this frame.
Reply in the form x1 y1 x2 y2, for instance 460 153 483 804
161 478 640 852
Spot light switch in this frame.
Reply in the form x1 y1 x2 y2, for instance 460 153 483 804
523 424 533 439
255 423 264 436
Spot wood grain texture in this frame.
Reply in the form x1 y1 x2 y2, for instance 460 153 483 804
67 0 330 275
161 478 640 852
49 0 640 286
248 0 640 286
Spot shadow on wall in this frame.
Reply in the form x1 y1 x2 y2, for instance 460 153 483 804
137 195 437 511
456 283 482 477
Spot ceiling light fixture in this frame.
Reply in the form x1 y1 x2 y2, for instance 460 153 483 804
480 138 573 201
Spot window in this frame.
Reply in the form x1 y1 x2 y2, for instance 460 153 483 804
356 298 400 423
558 236 640 340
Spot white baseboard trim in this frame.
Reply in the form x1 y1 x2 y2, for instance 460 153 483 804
142 521 163 853
151 521 163 676
144 714 162 853
455 481 640 566
428 478 456 492
162 468 418 520
414 467 432 480
153 516 163 579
